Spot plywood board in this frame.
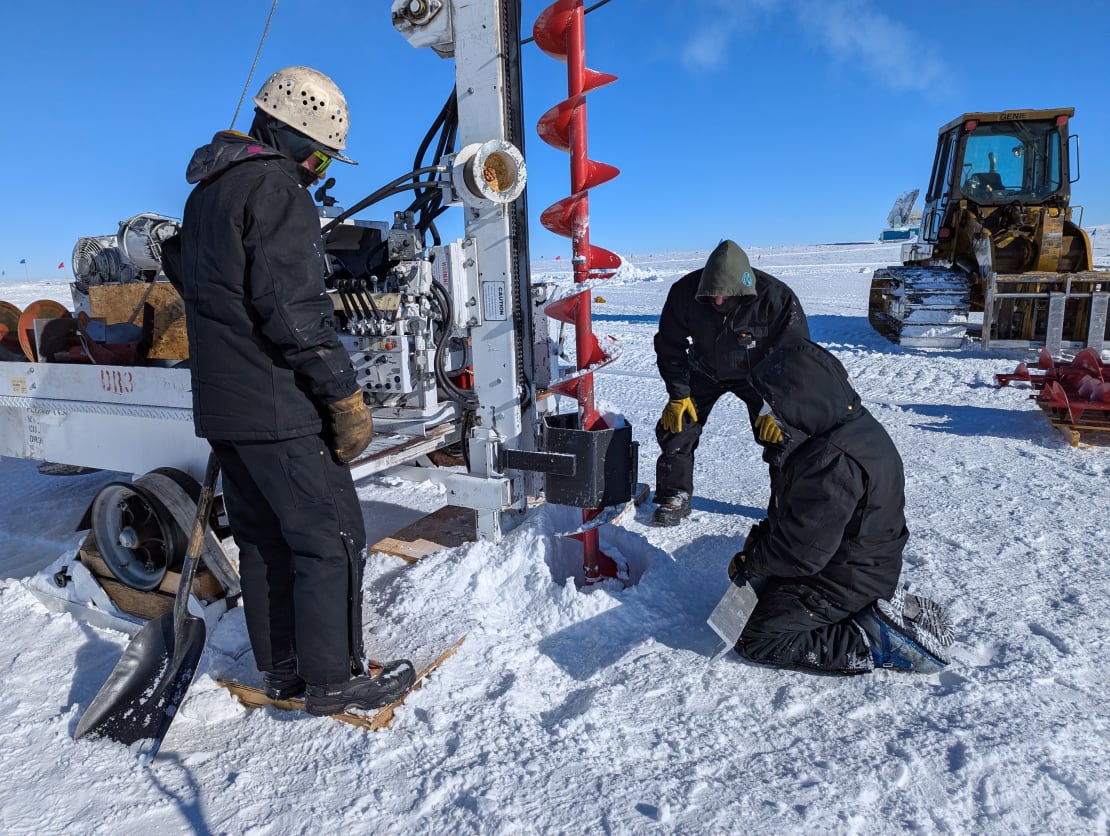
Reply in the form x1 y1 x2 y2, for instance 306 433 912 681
95 575 175 621
89 282 189 360
372 504 476 562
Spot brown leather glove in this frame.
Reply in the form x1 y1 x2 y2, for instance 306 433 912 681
326 389 373 463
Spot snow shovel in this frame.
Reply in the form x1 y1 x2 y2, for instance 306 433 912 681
74 452 221 755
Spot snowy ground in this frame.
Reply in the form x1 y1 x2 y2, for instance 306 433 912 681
1 231 1108 834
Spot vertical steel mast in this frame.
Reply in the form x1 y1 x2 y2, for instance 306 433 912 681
447 0 541 541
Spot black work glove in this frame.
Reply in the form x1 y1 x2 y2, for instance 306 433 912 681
745 521 768 552
727 552 750 582
729 520 770 582
326 389 374 463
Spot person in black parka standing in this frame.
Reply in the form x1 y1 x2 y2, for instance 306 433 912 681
165 66 414 715
730 341 954 674
652 240 810 526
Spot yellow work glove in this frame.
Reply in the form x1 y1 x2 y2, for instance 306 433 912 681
660 397 698 434
326 389 374 463
754 413 783 444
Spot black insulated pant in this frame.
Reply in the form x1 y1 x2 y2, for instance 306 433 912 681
212 434 367 687
737 581 873 675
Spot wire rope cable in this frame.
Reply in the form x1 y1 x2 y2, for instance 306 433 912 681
520 0 615 45
229 0 280 129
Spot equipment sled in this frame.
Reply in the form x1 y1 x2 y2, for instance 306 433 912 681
997 347 1110 445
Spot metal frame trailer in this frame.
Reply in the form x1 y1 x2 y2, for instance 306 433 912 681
1 0 629 547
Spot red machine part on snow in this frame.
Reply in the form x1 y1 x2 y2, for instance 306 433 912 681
534 0 625 583
997 348 1110 444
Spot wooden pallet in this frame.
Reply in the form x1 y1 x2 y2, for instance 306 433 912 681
77 533 225 621
218 636 465 730
1048 419 1110 448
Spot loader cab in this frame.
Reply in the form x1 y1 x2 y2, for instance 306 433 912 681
919 109 1073 244
957 117 1067 204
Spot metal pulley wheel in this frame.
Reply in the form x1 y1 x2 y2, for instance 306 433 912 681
89 468 202 591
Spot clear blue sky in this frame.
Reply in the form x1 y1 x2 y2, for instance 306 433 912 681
2 0 1108 278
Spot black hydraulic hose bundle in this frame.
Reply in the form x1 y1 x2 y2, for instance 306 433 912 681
322 89 459 245
429 279 478 407
321 168 445 239
411 91 457 195
407 90 458 243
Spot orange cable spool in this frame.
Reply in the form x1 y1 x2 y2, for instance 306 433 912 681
17 299 71 362
0 300 23 356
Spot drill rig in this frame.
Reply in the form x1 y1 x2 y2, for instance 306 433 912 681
0 0 636 623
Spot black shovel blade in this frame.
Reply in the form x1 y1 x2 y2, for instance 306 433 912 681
74 611 206 750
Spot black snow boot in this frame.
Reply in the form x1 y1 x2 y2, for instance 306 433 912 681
263 656 305 700
304 659 416 716
652 492 691 527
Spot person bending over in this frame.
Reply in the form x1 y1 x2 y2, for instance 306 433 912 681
652 239 809 526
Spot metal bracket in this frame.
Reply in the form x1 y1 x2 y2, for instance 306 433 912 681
1046 292 1066 358
383 464 515 512
1088 292 1108 351
502 447 576 477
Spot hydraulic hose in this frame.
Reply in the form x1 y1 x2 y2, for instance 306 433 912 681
321 167 445 238
430 279 477 407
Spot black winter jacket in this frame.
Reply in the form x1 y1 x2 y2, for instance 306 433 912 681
170 131 356 441
743 341 905 610
654 267 809 400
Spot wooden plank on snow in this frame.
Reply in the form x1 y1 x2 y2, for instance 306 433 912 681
372 504 476 562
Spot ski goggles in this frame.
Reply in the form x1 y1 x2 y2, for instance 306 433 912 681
310 149 333 175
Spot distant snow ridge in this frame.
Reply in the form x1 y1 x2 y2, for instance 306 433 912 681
605 257 656 285
530 254 660 286
1089 223 1109 266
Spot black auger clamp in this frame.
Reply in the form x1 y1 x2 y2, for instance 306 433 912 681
502 413 638 509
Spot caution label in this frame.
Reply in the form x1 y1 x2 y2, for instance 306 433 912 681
481 280 508 321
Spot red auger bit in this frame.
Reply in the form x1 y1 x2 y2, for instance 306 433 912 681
997 348 1110 445
534 0 628 584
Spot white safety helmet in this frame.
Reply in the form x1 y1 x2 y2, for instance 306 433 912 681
252 66 353 160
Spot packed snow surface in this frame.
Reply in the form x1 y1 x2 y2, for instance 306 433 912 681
1 233 1108 834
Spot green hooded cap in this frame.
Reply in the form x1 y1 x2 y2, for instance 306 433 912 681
695 239 757 299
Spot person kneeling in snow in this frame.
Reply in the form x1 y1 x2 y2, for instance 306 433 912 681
729 341 954 674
